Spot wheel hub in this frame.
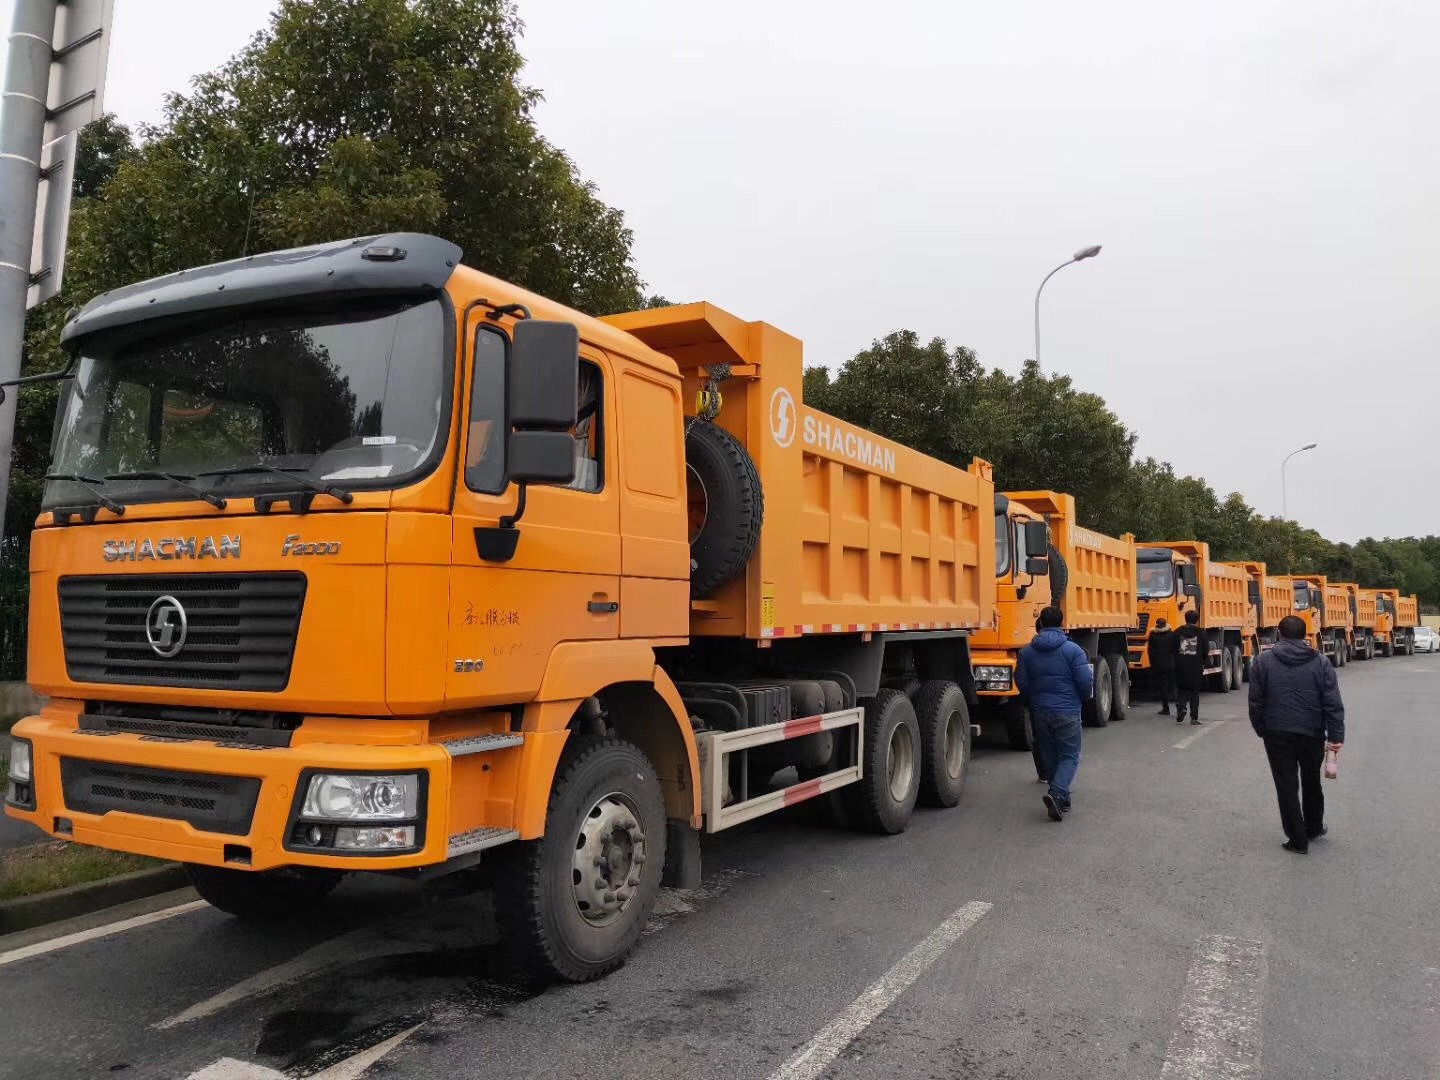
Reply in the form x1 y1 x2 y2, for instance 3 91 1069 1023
943 710 965 779
571 792 646 926
886 722 916 801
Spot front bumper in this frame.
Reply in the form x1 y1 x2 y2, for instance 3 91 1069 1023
5 711 458 872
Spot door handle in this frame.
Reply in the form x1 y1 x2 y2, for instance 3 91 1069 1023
588 599 619 615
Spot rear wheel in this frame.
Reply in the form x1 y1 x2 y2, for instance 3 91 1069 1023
843 690 921 834
1106 655 1130 722
1083 658 1112 728
914 681 970 808
495 737 667 983
1230 647 1243 689
1003 699 1034 751
185 864 341 920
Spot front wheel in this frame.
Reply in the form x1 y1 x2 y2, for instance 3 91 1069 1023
1082 658 1112 728
1106 655 1130 722
843 689 921 834
495 737 667 983
184 864 341 920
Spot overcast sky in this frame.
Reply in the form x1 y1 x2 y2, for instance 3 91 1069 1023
3 0 1436 540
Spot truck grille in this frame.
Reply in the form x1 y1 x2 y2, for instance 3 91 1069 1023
60 759 261 835
58 573 306 692
1135 612 1151 634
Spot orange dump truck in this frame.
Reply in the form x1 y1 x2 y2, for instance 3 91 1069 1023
1236 560 1291 675
3 234 997 981
1284 575 1354 666
1370 589 1421 655
970 491 1135 747
1128 542 1249 693
1336 583 1379 660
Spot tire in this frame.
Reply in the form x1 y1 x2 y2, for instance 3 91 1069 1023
1229 647 1243 690
1082 658 1112 728
685 421 763 598
1242 651 1252 683
184 864 341 920
843 689 922 834
1001 698 1034 751
495 737 667 983
1047 545 1069 608
1209 645 1231 693
1106 654 1130 722
914 681 971 808
1381 639 1393 658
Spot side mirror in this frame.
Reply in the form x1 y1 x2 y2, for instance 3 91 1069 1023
507 320 579 485
1183 583 1201 597
1179 564 1198 587
1023 521 1049 556
1025 556 1050 577
509 320 579 429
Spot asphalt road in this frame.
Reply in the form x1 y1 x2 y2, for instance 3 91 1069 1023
3 655 1438 1080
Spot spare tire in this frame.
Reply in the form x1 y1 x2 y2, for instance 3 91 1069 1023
1047 544 1068 609
685 421 764 598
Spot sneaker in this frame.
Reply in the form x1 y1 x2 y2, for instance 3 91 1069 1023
1307 825 1328 840
1281 840 1308 854
1176 715 1185 724
1190 718 1202 725
1042 794 1063 822
1159 707 1170 716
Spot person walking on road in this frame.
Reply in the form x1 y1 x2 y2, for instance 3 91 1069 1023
1015 606 1094 822
1148 617 1177 716
1173 611 1206 725
1248 615 1346 854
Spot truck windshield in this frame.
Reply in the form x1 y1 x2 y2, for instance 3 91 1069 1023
44 298 447 510
1137 561 1174 598
1293 583 1313 610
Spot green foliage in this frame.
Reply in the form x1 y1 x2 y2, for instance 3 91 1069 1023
807 329 1440 608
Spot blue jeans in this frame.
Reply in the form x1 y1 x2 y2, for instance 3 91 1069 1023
1032 711 1082 806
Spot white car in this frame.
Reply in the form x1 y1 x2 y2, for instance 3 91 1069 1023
1414 626 1439 654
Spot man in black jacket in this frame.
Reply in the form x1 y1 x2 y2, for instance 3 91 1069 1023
1148 618 1177 715
1248 615 1346 854
1172 611 1206 725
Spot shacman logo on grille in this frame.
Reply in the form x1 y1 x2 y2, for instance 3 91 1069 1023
145 595 189 658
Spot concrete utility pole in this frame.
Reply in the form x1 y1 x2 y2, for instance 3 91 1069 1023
0 0 59 531
1033 245 1101 371
0 0 112 532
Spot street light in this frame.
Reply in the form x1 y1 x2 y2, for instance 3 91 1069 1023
1281 442 1317 521
1033 245 1102 370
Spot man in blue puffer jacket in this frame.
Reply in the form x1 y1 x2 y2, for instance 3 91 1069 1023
1015 606 1095 821
1248 614 1346 854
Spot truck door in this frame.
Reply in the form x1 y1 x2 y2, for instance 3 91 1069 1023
448 324 621 705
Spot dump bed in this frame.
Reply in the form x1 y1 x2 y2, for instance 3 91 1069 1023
1398 595 1420 628
607 303 995 640
1006 491 1136 630
1339 583 1376 630
1323 583 1351 630
1235 561 1289 635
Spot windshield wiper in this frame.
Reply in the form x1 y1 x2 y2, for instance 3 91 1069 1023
44 473 126 516
195 462 355 507
104 470 227 510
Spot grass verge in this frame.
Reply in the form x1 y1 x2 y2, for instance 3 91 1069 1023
0 841 162 902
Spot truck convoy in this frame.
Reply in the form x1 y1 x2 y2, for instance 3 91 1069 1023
1127 542 1249 692
2 234 1429 983
971 492 1135 747
1236 561 1291 674
1370 589 1420 656
1338 582 1378 661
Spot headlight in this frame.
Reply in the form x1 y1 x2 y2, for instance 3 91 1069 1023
302 773 418 821
973 666 1011 682
8 739 32 783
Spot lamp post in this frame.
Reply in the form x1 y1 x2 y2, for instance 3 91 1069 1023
1281 442 1317 521
1033 245 1101 370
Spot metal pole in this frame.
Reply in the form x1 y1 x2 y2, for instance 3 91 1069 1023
1280 443 1317 521
0 0 59 534
1033 259 1073 371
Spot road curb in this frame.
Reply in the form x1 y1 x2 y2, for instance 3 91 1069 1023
0 863 189 934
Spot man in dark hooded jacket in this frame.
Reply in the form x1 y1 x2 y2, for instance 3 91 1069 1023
1016 606 1094 821
1249 615 1346 854
1147 618 1177 715
1172 610 1206 724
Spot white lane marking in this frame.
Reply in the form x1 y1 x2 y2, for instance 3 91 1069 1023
186 1059 287 1080
186 1022 425 1080
0 899 208 968
1172 720 1229 750
310 1022 426 1079
769 900 991 1080
1159 935 1267 1079
157 921 428 1029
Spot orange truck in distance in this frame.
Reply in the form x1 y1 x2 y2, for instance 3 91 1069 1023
1369 589 1420 655
1284 574 1354 666
1236 560 1291 676
1336 582 1379 660
1127 542 1249 693
970 491 1135 748
3 234 998 982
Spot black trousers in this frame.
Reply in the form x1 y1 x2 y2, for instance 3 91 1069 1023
1156 669 1177 709
1263 731 1326 846
1175 686 1200 720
